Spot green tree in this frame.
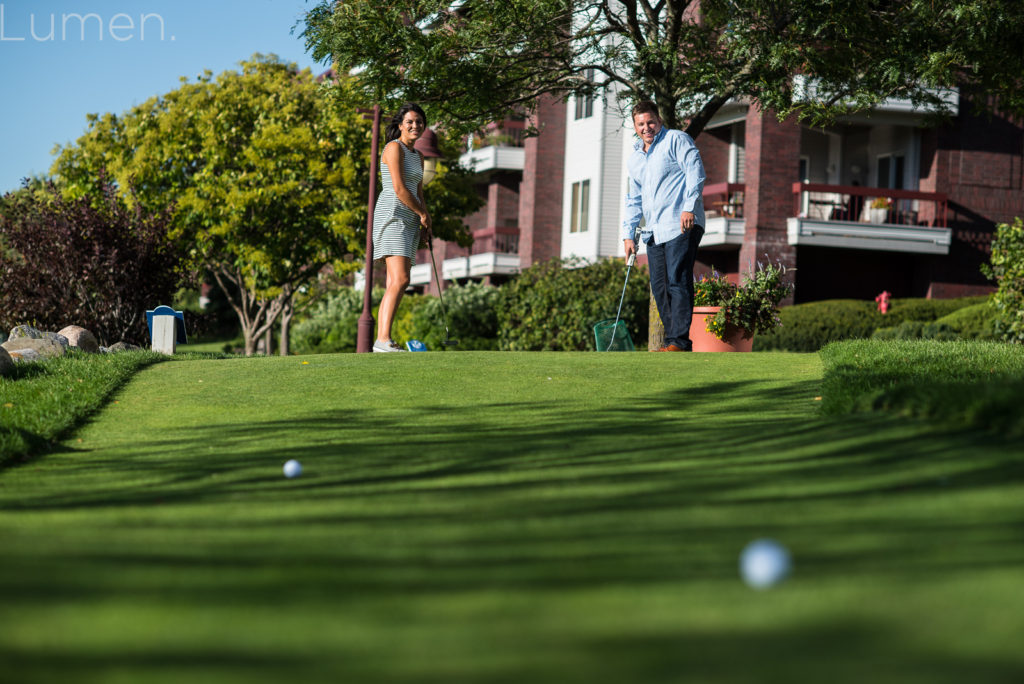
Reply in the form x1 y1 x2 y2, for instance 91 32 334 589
303 1 1024 348
981 217 1024 343
301 0 1024 138
52 55 482 356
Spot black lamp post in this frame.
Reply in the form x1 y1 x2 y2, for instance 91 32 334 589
356 105 382 354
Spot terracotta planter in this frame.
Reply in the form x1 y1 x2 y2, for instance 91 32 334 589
691 306 754 352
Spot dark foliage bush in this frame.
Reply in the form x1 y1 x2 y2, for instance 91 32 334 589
872 320 958 341
755 296 991 351
498 258 649 351
881 295 990 326
0 183 182 345
753 299 880 351
934 302 999 340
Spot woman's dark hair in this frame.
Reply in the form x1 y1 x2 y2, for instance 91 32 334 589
385 103 428 144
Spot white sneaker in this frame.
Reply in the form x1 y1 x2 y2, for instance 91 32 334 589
372 339 406 353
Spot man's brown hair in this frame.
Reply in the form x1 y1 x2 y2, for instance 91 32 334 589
631 100 661 121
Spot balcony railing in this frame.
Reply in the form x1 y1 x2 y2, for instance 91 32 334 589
792 183 948 228
470 227 520 255
703 182 745 218
467 119 527 150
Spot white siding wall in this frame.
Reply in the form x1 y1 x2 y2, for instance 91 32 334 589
562 93 603 261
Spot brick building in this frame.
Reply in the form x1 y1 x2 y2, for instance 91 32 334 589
414 87 1023 303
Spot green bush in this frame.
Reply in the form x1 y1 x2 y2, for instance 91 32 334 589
753 299 879 351
819 339 1024 434
398 282 501 351
498 258 649 351
291 287 378 354
872 320 958 341
934 302 999 340
981 217 1024 343
755 296 991 351
882 295 990 326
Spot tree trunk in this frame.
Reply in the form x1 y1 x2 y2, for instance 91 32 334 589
263 327 273 356
280 300 294 356
648 294 664 351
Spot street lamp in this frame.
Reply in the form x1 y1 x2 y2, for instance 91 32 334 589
355 119 444 353
414 127 443 185
356 105 382 354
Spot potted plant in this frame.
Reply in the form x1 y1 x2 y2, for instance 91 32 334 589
869 196 891 224
691 260 794 352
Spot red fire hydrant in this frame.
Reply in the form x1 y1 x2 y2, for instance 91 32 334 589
875 290 892 314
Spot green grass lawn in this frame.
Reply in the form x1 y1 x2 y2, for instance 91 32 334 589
2 352 1023 683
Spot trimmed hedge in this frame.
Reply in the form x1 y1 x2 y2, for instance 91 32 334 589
498 258 649 351
754 299 879 351
935 302 1000 340
755 296 991 352
820 339 1024 434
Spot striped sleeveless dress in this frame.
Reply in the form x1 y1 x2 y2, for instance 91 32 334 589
373 140 424 263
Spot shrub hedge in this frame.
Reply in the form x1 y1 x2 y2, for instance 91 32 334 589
498 258 649 351
755 296 991 352
820 339 1024 435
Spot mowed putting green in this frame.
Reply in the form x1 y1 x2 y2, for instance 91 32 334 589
2 352 1023 683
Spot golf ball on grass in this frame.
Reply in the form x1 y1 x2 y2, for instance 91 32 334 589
740 539 791 589
283 459 303 478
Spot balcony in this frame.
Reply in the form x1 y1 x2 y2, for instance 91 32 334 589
788 183 952 254
458 120 527 173
702 182 746 248
408 226 521 286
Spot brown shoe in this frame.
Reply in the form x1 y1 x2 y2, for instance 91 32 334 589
660 344 690 352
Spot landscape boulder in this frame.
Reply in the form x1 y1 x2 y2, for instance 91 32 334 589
106 341 141 353
7 348 43 363
0 347 13 376
1 337 66 359
8 325 44 341
58 325 100 353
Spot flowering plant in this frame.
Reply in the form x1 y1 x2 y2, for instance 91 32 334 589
693 260 794 340
869 196 892 209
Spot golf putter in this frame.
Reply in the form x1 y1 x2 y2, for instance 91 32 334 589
426 232 458 347
605 230 639 351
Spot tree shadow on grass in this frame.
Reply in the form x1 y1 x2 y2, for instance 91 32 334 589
3 374 1024 682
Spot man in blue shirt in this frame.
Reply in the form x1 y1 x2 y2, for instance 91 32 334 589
622 100 706 352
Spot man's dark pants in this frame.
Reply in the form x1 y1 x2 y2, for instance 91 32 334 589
646 225 704 350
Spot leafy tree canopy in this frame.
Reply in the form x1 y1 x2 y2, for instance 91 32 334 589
302 0 1024 137
51 55 482 354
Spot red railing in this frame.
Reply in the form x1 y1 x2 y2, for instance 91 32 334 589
703 182 745 218
470 227 520 255
468 119 527 150
792 183 948 228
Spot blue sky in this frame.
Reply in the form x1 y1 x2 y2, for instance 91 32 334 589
0 0 325 193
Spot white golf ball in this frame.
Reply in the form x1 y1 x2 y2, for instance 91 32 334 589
740 539 791 589
283 459 303 479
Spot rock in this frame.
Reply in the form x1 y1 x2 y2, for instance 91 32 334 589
7 348 43 363
107 341 141 353
1 337 66 359
0 347 13 376
58 326 100 353
43 332 69 349
8 325 44 341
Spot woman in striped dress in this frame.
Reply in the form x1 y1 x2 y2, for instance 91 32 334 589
372 103 432 352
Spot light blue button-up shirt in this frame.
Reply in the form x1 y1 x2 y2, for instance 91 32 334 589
622 127 706 245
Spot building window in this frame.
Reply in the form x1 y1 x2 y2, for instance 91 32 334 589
876 153 905 189
574 69 595 119
570 180 590 233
